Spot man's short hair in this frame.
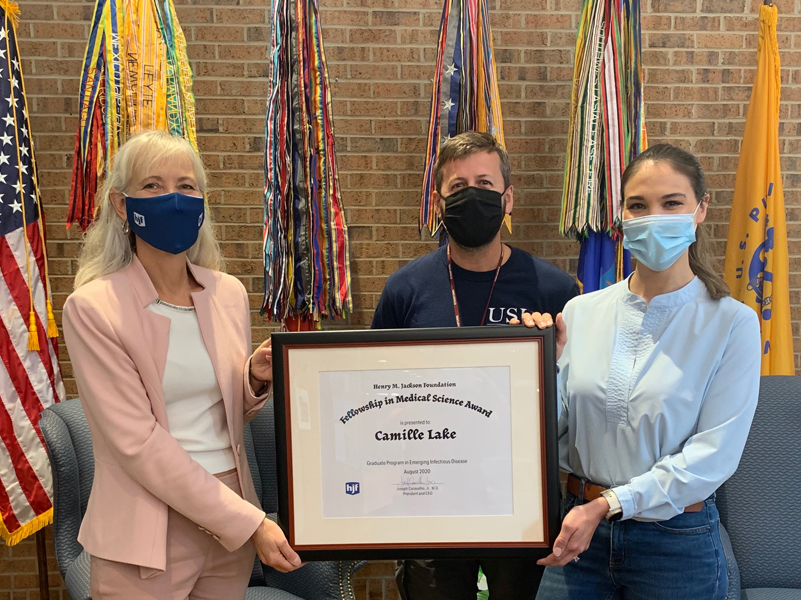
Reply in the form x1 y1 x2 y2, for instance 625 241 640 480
434 131 511 195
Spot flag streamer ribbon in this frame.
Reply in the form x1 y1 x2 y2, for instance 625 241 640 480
263 0 351 325
420 0 505 237
68 0 196 231
561 0 643 293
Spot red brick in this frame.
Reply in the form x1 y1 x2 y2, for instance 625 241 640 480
646 68 694 84
323 10 370 25
701 0 747 12
21 3 56 20
674 16 722 31
647 33 695 49
700 33 746 49
524 14 572 30
371 10 420 27
669 121 717 136
213 8 266 24
551 0 582 11
496 30 548 47
649 0 700 12
720 50 756 66
192 25 245 42
643 51 671 67
672 86 720 102
648 103 695 119
349 28 398 45
695 103 742 119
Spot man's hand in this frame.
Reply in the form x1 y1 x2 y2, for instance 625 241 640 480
537 498 608 567
509 312 567 360
251 518 302 573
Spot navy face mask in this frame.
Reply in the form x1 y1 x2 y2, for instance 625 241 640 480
125 192 205 255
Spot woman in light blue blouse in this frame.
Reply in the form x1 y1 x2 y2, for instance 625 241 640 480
520 144 761 600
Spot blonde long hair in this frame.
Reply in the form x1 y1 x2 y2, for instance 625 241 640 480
74 131 224 289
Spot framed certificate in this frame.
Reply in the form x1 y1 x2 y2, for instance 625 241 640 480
271 326 560 561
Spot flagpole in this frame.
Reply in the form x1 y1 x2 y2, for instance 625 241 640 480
35 529 50 598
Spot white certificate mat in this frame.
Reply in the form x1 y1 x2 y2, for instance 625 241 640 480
319 366 513 518
283 339 546 549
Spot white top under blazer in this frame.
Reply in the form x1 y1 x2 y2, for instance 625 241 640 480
146 299 236 474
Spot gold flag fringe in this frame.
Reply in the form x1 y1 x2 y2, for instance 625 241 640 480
0 0 19 27
0 507 52 546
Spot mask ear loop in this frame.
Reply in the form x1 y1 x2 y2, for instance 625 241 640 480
501 187 512 233
693 193 709 229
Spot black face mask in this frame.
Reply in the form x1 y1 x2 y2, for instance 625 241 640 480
442 186 506 248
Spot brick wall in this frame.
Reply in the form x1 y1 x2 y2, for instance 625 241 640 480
3 0 800 598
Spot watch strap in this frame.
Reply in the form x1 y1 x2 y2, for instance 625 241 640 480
248 359 270 396
601 489 623 521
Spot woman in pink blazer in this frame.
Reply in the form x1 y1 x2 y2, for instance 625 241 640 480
62 131 301 600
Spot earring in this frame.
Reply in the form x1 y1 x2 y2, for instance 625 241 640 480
503 213 512 233
122 220 130 234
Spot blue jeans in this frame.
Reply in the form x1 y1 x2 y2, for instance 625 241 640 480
536 494 728 600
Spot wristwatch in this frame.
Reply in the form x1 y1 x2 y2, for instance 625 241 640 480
248 360 271 396
600 489 623 522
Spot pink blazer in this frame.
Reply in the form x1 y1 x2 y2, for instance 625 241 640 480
62 256 269 572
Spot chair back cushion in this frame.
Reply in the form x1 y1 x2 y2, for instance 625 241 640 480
717 375 801 589
39 399 95 576
245 401 279 514
243 422 263 511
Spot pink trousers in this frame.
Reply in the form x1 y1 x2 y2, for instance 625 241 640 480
90 471 257 600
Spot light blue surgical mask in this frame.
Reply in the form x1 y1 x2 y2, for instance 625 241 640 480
622 205 699 272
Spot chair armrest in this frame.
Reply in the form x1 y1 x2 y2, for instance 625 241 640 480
40 409 85 578
261 560 365 600
63 551 92 600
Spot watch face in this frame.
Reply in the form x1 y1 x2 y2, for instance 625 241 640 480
608 510 623 522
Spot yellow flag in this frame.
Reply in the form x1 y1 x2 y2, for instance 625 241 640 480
724 4 793 375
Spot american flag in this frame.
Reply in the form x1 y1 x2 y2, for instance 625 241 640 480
0 2 65 546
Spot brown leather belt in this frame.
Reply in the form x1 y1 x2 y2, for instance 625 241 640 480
567 474 704 513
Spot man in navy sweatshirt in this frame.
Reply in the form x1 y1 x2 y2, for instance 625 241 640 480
372 131 578 600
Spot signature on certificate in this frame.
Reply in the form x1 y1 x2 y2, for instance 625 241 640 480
395 476 443 486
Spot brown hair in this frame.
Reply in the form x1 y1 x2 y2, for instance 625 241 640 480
434 131 511 194
620 143 730 300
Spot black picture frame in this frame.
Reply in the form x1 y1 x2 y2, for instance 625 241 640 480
271 325 560 561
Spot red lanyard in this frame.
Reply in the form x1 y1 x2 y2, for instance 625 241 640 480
447 245 504 327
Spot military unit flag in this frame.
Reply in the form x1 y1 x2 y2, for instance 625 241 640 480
68 0 197 230
420 0 505 237
560 0 643 293
262 0 352 328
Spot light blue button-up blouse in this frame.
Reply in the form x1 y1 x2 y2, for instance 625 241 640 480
557 276 761 521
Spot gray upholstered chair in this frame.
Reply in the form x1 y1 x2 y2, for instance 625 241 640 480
40 398 363 600
717 375 801 600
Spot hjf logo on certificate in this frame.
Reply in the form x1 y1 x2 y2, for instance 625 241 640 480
319 367 513 518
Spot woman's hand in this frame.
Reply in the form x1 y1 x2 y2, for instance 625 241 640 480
537 498 608 567
249 338 273 385
251 518 302 573
509 312 568 360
